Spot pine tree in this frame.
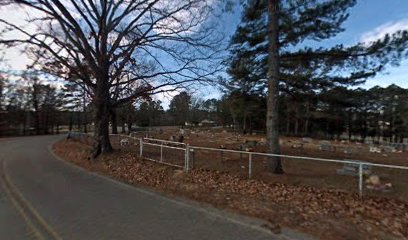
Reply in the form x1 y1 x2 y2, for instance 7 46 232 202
228 0 408 173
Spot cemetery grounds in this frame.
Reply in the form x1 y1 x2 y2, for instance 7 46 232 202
54 126 408 239
126 126 408 200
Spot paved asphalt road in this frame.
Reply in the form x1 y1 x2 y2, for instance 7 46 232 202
0 135 288 240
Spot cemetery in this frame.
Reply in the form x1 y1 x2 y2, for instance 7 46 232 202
105 126 408 200
55 130 408 239
2 0 408 238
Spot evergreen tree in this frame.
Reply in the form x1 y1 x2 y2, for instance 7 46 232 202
169 92 192 125
228 0 408 173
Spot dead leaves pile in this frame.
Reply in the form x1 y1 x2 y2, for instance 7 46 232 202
55 140 408 240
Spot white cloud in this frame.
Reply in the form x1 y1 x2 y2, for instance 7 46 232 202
0 5 43 71
153 85 181 109
360 17 408 44
364 60 408 89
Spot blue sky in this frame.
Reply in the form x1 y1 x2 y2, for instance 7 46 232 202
343 0 408 88
1 1 408 108
265 1 408 87
196 0 408 103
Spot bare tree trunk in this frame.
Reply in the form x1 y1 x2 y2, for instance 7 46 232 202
294 116 299 136
243 113 247 134
121 118 126 134
23 113 27 135
83 116 88 133
83 94 88 133
304 118 309 136
77 112 81 130
304 100 310 136
34 112 40 135
348 111 352 141
285 104 290 135
69 113 73 131
266 0 283 174
110 108 118 134
232 115 237 132
285 117 290 135
127 122 133 134
92 81 113 158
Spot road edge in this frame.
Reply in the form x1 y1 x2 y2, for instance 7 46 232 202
49 138 315 240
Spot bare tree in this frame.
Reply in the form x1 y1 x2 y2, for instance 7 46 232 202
0 0 223 157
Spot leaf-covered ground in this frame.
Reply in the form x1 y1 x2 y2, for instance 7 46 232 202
53 139 408 240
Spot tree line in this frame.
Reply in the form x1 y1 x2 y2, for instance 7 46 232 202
1 0 408 174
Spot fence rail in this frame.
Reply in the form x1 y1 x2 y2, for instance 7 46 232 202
67 132 408 197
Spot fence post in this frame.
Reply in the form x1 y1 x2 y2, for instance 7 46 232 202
139 138 143 158
185 144 190 172
190 148 195 169
248 153 252 179
160 143 163 162
358 163 363 197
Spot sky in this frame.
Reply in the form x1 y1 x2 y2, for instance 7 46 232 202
324 0 408 88
1 1 408 108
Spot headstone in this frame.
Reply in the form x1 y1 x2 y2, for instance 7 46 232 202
366 174 393 192
291 141 303 149
384 146 396 153
336 160 372 176
319 141 332 151
302 137 313 143
369 145 381 153
120 138 129 146
343 146 353 154
244 140 258 148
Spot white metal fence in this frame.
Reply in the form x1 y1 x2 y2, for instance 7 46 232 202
67 132 408 197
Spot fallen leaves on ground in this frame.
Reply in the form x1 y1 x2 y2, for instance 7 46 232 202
53 140 408 240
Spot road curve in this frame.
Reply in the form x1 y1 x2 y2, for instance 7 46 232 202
0 135 284 240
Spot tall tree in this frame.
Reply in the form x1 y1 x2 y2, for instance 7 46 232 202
134 100 163 127
0 0 223 157
61 81 91 132
169 92 191 125
228 0 408 173
266 0 283 173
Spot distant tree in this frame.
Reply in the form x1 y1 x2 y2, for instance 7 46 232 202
117 102 138 134
61 81 91 132
20 72 62 134
202 98 220 122
135 100 164 127
169 92 192 125
5 83 30 134
220 90 265 133
39 84 62 134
